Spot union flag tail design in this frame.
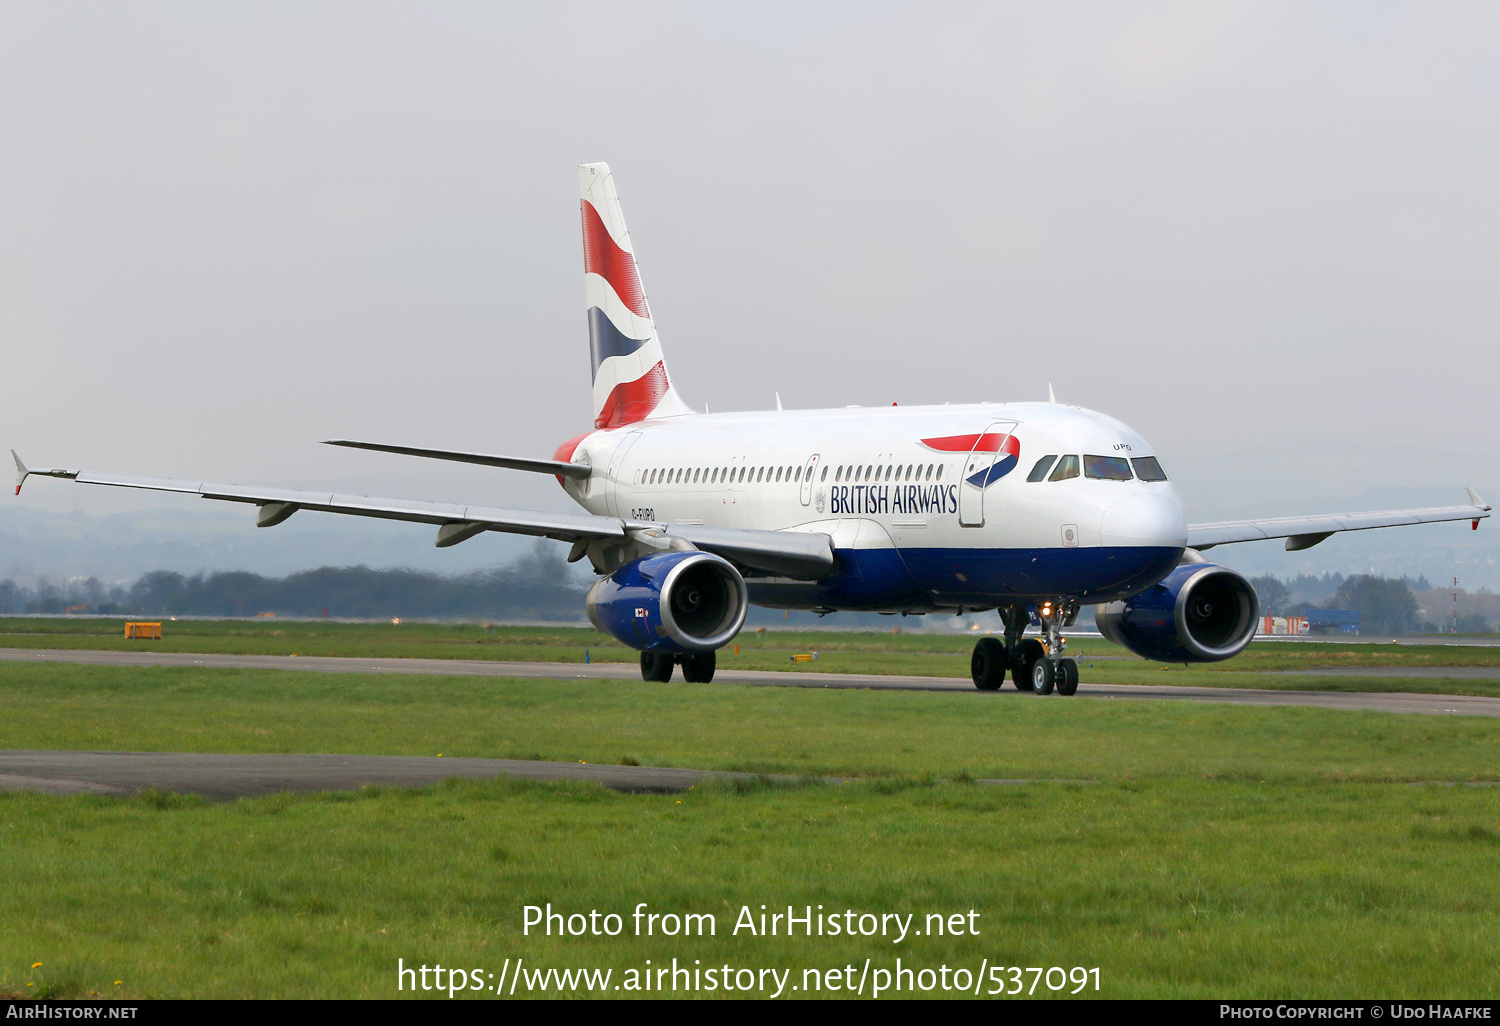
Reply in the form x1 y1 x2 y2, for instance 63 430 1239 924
580 163 693 429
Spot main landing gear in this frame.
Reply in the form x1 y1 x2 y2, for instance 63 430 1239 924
969 601 1079 697
639 651 717 684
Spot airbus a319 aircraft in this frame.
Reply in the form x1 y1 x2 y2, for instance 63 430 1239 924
13 164 1492 692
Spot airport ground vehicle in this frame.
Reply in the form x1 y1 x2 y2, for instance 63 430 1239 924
13 164 1490 689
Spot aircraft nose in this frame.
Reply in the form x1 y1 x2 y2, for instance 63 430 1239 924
1100 493 1187 548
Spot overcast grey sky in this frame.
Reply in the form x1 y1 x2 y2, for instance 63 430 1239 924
3 2 1498 584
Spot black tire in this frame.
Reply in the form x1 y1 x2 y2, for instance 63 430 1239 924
971 637 1007 691
681 651 716 684
1056 658 1078 696
1031 657 1055 696
1013 638 1045 692
640 651 674 682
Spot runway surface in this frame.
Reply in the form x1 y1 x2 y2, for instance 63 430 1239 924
5 646 1500 801
0 749 1101 800
0 749 804 798
4 646 1500 717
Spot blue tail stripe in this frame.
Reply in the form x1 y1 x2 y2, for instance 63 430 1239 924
588 307 649 380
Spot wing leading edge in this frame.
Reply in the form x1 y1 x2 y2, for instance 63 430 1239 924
9 452 834 579
1187 489 1491 551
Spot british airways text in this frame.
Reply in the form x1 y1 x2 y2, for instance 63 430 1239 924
830 484 958 516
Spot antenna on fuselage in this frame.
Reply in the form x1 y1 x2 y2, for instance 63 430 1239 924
1048 382 1057 404
775 392 783 411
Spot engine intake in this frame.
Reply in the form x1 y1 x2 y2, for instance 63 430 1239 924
1095 562 1259 663
586 551 748 654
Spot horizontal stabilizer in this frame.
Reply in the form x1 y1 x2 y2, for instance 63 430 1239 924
324 440 591 480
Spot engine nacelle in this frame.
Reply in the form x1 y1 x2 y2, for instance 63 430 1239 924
585 551 748 654
1095 562 1259 663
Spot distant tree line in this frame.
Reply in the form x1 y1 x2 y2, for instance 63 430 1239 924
1248 572 1487 636
0 547 590 621
1 559 1486 634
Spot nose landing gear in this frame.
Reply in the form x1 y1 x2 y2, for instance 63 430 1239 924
969 600 1080 696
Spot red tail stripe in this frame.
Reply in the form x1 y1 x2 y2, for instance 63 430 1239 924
581 200 649 319
920 432 1014 454
595 362 670 430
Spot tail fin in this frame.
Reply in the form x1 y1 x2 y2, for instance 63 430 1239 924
580 162 693 429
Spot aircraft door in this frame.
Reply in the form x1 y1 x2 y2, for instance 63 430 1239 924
799 453 821 506
605 431 643 517
957 420 1018 527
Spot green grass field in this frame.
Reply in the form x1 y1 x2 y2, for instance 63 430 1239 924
3 617 1499 696
3 658 1500 998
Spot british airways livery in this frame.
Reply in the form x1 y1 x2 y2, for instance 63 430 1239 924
13 163 1491 693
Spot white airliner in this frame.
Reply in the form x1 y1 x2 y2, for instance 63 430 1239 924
13 163 1492 691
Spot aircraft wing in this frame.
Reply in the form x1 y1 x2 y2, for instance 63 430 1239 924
10 453 835 579
1187 489 1491 551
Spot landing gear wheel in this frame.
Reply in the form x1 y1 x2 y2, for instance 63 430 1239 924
640 651 674 683
681 651 716 684
1056 658 1079 696
1013 639 1045 692
1031 658 1055 696
971 637 1008 691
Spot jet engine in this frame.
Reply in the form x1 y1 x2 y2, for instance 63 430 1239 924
1095 562 1259 663
585 551 748 654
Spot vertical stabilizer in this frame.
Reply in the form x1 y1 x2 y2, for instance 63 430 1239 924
580 163 693 429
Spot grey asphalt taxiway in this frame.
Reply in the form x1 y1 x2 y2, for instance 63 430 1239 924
4 646 1500 800
4 646 1499 716
0 749 813 799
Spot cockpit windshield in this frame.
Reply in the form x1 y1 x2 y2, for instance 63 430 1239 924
1027 456 1057 482
1048 455 1080 482
1083 455 1133 481
1131 456 1169 482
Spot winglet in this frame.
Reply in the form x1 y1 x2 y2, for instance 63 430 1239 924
1468 487 1491 512
9 453 79 494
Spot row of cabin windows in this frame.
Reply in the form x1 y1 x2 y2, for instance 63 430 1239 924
642 462 949 486
832 463 943 483
1025 454 1169 483
644 465 809 486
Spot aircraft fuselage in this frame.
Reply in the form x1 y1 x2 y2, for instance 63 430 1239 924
561 400 1187 613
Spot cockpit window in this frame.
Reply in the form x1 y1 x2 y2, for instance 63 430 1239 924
1048 455 1080 482
1027 456 1058 482
1131 456 1168 482
1084 455 1133 481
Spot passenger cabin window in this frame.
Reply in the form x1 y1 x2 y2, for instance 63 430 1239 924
1083 455 1133 481
821 466 829 481
935 464 944 481
1132 456 1169 482
1049 455 1080 482
1027 456 1058 482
